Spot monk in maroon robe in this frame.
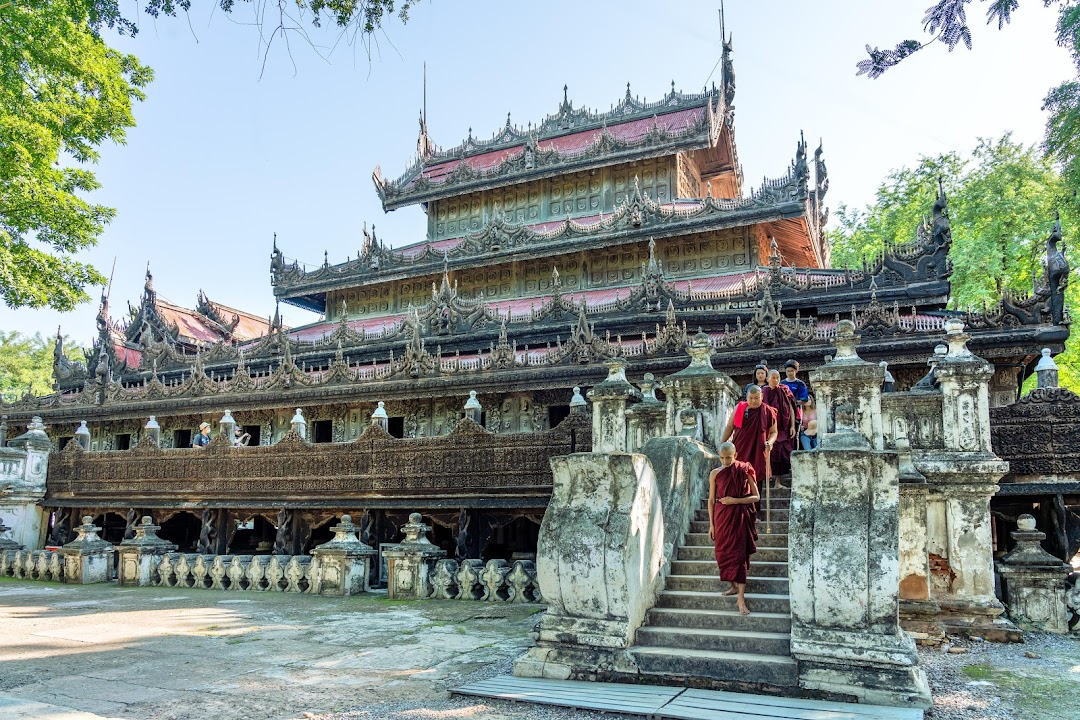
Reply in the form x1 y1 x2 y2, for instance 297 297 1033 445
708 441 760 615
762 370 798 484
721 385 778 489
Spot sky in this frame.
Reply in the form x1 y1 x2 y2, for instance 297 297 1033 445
2 0 1075 346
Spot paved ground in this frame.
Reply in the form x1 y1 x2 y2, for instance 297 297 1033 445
2 578 1078 720
0 578 609 720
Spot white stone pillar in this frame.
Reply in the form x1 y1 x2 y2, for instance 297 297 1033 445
61 516 114 584
996 515 1072 633
0 417 51 551
383 513 445 599
587 359 640 453
662 331 739 451
790 320 930 709
310 514 377 596
117 516 177 586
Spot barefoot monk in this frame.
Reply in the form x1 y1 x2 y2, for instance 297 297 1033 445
708 441 760 615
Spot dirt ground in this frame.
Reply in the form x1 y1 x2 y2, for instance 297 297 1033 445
0 578 599 720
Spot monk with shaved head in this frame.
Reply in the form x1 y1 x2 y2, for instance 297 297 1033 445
708 441 760 614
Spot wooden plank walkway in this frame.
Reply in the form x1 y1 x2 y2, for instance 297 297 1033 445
453 676 924 720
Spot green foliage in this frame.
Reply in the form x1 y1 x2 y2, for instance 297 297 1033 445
0 0 152 311
0 331 85 402
830 135 1080 391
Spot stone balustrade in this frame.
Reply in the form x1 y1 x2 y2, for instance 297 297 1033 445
1 548 65 581
154 553 316 592
429 558 542 603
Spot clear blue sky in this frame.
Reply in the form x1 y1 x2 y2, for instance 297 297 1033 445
1 0 1074 346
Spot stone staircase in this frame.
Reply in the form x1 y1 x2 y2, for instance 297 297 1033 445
630 486 797 689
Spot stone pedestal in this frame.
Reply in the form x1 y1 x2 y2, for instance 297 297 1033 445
0 417 51 551
920 320 1011 638
896 439 943 644
383 513 445 599
587 359 640 453
790 321 930 709
625 373 667 452
662 330 739 451
61 516 114 584
996 515 1072 633
117 517 177 586
310 514 377 596
0 519 23 553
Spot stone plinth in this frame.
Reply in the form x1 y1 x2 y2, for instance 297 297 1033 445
790 321 930 709
61 516 114 584
117 517 177 586
0 416 51 551
515 451 663 679
310 514 377 596
383 513 445 599
662 331 740 451
996 515 1072 633
587 359 640 453
625 373 667 452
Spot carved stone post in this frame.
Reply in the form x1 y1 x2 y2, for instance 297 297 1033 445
625 373 667 451
1 416 51 550
61 516 114 584
662 330 739 451
896 436 941 644
0 519 23 553
144 416 161 447
988 365 1020 408
922 319 1010 638
586 359 640 453
117 517 177 586
310 514 377 595
790 320 930 709
996 515 1072 633
383 513 446 599
74 420 91 451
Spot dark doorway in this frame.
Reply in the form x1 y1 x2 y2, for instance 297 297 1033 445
304 516 339 553
548 405 571 429
158 512 201 552
483 516 540 562
174 429 192 448
241 424 261 446
95 512 128 545
313 420 333 443
115 434 131 450
387 417 405 438
58 436 72 450
229 515 276 554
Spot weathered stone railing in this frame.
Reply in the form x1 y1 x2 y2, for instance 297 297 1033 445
429 558 541 603
0 548 65 581
154 553 316 592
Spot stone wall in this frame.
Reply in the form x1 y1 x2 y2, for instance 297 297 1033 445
0 417 51 550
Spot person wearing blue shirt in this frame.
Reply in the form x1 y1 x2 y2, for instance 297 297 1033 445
781 360 809 406
192 422 211 448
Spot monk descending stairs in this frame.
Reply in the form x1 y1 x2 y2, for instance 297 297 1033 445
629 485 797 689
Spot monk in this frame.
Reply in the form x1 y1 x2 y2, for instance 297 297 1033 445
708 441 760 615
762 369 797 486
720 385 778 491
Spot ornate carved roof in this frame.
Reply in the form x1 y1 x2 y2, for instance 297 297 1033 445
372 82 728 211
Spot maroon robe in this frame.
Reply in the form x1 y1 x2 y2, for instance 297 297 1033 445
711 460 758 584
762 383 796 476
731 402 776 486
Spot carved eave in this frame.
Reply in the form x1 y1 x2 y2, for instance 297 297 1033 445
374 85 724 212
276 163 810 311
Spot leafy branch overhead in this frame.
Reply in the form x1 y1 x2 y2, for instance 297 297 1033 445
858 0 1054 78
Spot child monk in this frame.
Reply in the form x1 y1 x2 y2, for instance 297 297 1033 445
707 441 760 615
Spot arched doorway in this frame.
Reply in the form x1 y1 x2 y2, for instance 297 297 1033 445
228 515 277 554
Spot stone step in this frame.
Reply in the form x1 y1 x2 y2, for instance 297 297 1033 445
629 646 799 687
685 532 788 548
701 495 790 509
646 607 792 634
676 545 788 563
695 508 789 522
670 560 788 578
665 574 788 595
655 590 791 614
691 520 788 534
635 626 792 655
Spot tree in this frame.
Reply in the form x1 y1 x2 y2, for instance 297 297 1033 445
0 0 152 311
0 331 85 402
830 134 1080 390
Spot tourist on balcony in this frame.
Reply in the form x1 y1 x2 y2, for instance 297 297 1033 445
708 441 760 616
232 427 251 447
192 422 211 448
